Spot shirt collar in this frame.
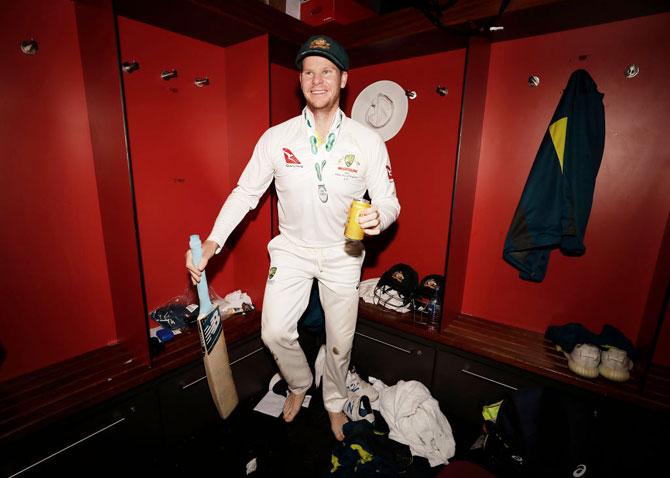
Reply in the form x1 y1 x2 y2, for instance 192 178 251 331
303 107 344 154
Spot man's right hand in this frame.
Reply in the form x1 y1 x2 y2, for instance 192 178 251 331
185 239 219 284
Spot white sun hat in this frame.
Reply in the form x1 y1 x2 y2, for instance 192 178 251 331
351 80 409 141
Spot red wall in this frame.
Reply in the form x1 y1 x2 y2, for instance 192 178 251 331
119 18 234 311
224 37 273 307
0 0 116 381
119 20 271 312
462 14 670 342
344 50 466 281
271 63 303 126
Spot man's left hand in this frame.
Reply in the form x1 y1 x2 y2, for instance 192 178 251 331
358 205 381 236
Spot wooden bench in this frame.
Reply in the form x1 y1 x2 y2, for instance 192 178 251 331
357 301 670 411
2 302 667 449
0 310 261 445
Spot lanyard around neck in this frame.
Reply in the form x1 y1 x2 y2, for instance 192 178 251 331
303 108 342 203
304 109 342 155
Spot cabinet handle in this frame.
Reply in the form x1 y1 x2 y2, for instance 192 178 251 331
355 332 412 354
182 347 265 390
9 417 126 477
230 346 265 366
182 375 207 390
460 369 518 391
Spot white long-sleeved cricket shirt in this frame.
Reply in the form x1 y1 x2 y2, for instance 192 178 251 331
207 107 400 250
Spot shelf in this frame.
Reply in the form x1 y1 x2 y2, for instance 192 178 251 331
357 301 669 411
0 310 261 444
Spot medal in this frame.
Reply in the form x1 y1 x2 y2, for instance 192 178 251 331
315 161 328 203
318 184 328 203
303 109 344 205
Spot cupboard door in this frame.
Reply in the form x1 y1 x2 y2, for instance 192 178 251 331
230 336 275 403
351 322 435 387
1 389 162 476
159 335 273 444
158 361 220 444
432 349 534 446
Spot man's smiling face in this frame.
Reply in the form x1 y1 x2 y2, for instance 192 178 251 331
300 55 348 112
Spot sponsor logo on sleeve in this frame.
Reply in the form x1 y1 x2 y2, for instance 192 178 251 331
386 164 394 182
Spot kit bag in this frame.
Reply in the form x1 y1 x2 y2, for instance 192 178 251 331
472 386 598 477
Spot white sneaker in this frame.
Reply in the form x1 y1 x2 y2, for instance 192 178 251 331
346 370 379 401
343 393 374 424
564 343 600 378
599 347 633 382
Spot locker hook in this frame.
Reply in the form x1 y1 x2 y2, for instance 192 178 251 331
624 64 639 79
20 39 38 55
194 77 210 88
122 61 140 74
161 69 178 80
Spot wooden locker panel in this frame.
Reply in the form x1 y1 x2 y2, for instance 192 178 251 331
432 348 534 447
351 322 435 388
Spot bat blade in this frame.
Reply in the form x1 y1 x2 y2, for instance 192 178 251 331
190 235 239 419
197 305 238 418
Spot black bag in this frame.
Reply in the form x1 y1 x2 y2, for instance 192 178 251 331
474 386 598 477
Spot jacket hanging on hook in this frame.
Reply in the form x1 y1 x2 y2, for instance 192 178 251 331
503 69 605 282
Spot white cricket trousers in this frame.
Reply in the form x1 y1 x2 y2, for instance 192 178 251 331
261 234 364 413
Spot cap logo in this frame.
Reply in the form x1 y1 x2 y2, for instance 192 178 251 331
392 271 404 282
309 38 330 50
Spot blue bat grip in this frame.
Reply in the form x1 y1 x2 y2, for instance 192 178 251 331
189 234 212 313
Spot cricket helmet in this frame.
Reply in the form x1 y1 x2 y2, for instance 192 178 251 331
373 263 418 311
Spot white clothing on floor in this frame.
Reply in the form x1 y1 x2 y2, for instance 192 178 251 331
371 378 456 467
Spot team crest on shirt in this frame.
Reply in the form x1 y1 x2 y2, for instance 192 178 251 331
268 267 277 280
282 148 303 168
336 153 361 179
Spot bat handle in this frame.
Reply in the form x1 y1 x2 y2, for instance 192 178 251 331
189 234 213 312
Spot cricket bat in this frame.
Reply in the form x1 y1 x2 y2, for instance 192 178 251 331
189 234 239 419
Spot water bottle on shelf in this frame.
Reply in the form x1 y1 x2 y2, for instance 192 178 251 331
426 298 442 330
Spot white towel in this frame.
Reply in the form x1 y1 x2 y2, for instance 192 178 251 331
359 277 412 313
213 289 254 315
358 278 380 304
375 379 455 466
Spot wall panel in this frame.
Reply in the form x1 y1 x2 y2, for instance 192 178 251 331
344 49 467 280
463 14 670 341
0 0 116 380
224 36 272 307
118 17 235 311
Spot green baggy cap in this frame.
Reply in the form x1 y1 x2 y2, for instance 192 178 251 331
295 35 349 71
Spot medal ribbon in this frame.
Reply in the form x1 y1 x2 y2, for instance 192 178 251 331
303 108 343 203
